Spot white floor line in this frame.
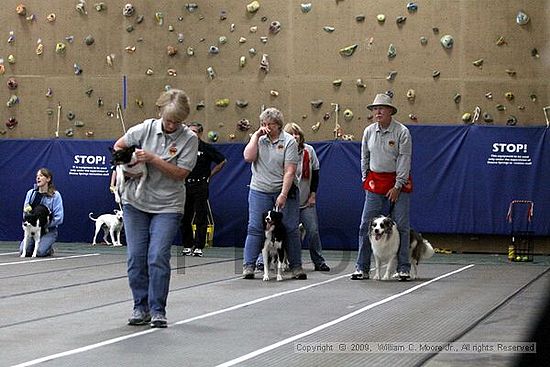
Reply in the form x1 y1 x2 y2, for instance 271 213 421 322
215 264 475 367
10 329 158 367
9 273 350 367
0 253 100 266
0 252 20 256
174 273 351 326
10 265 474 367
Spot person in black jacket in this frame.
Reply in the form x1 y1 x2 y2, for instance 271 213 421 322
180 122 226 257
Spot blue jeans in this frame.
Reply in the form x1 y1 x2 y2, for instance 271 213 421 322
300 206 326 266
244 189 302 269
123 204 181 316
19 228 58 256
356 191 411 273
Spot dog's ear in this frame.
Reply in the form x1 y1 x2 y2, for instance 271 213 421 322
382 217 395 228
367 217 375 228
23 212 32 223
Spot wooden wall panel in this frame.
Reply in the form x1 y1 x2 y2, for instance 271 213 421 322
0 0 547 142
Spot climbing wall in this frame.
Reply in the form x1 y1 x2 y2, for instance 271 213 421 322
0 0 547 142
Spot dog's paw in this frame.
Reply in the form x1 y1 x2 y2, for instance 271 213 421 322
276 274 283 281
373 273 381 280
262 275 270 281
20 254 26 258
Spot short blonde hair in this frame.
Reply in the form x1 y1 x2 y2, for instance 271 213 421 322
155 89 190 123
259 107 284 129
284 122 305 148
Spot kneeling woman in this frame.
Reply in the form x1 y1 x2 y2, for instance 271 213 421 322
20 168 64 257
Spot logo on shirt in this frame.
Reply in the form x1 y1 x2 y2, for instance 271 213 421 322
388 140 396 147
169 144 178 156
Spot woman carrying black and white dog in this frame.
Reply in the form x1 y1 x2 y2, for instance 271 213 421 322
20 168 64 257
113 88 198 328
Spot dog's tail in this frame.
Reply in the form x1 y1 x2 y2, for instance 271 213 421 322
411 230 435 262
88 212 98 221
421 239 435 260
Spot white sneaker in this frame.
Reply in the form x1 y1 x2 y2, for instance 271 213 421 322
192 248 203 257
182 248 192 256
392 271 410 281
351 270 368 280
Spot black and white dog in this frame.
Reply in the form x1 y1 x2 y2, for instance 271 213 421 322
369 215 434 280
21 204 52 258
110 145 147 203
89 210 124 246
262 210 288 281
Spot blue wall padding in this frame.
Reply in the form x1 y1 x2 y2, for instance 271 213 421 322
1 125 548 249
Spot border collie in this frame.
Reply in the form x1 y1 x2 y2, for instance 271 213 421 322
262 210 288 281
369 215 400 280
110 146 147 203
89 210 124 246
21 204 52 258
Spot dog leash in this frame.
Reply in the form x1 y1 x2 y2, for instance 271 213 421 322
388 200 395 218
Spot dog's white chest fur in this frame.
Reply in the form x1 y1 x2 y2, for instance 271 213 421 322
264 230 282 256
369 216 400 280
261 210 287 282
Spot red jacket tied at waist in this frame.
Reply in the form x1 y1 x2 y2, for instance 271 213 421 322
363 171 413 194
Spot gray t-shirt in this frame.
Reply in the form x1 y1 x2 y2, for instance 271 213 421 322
361 119 412 190
249 131 299 193
122 118 198 213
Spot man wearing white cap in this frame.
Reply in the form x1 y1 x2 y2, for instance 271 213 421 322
351 93 413 281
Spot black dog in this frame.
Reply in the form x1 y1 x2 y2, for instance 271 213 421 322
21 204 52 257
262 210 288 281
109 145 147 203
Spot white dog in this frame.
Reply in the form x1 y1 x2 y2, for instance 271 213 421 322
89 210 124 246
369 215 400 280
110 146 147 203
